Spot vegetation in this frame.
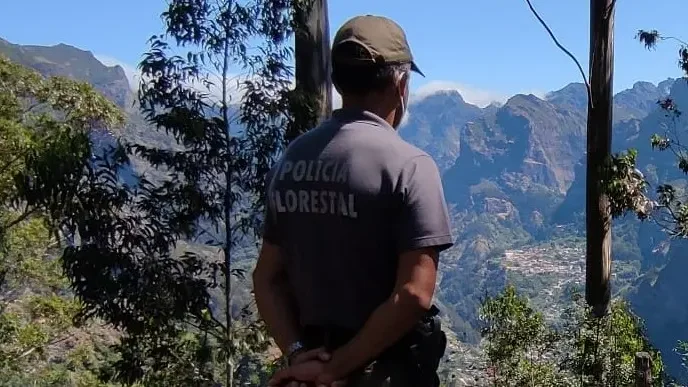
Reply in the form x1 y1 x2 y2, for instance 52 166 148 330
0 0 308 385
3 2 688 386
0 54 123 385
480 285 665 386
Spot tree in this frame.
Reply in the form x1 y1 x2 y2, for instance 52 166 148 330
631 30 688 237
134 0 298 383
48 0 310 385
0 55 123 385
559 295 665 386
523 0 619 318
290 0 332 143
479 285 562 386
480 285 666 386
584 0 617 318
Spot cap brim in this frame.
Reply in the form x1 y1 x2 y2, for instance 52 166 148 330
411 61 425 77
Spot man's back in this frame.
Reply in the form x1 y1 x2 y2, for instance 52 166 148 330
265 108 452 330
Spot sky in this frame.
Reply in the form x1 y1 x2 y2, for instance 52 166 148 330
1 0 686 107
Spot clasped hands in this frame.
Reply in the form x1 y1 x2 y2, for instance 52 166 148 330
268 347 347 387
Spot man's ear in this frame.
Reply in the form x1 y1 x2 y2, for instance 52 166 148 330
398 71 410 98
333 81 343 96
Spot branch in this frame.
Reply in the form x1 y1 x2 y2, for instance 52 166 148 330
0 131 61 175
0 153 24 175
24 101 45 114
663 36 688 47
637 30 688 50
524 0 593 108
14 331 77 361
2 207 39 232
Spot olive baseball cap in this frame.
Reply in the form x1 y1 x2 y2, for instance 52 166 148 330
332 15 425 77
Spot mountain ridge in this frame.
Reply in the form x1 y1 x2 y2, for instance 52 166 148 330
4 37 688 383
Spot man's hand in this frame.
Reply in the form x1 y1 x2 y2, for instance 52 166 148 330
290 347 330 365
268 360 325 386
270 347 333 387
269 348 347 387
319 247 439 379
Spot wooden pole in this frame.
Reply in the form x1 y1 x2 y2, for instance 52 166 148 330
585 0 615 318
289 0 333 143
635 352 652 387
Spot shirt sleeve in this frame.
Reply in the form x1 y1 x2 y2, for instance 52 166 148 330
262 163 281 245
395 155 454 254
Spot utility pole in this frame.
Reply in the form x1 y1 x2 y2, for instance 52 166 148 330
585 0 616 318
289 0 333 143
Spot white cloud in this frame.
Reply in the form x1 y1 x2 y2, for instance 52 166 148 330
92 55 548 114
187 72 254 104
331 82 507 110
94 54 257 104
517 88 548 100
411 81 509 108
410 81 549 108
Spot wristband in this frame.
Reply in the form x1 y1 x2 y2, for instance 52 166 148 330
286 341 305 365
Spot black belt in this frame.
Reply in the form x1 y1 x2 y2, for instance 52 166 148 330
300 306 443 387
301 305 441 355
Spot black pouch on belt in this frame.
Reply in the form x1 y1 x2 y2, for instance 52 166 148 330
403 304 447 387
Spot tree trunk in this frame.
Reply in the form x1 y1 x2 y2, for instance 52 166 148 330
635 352 652 387
585 0 615 318
289 0 332 143
221 28 234 387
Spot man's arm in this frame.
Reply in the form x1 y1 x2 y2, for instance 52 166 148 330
323 155 454 380
253 161 302 355
253 240 301 354
321 247 439 380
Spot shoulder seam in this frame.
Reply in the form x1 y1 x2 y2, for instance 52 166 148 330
395 154 439 190
399 154 435 171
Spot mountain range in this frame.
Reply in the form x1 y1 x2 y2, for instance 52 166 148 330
2 37 688 383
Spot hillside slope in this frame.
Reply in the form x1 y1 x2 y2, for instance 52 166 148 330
4 37 688 382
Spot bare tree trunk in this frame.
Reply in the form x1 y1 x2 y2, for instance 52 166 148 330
221 14 234 386
289 0 332 143
635 352 652 387
585 0 615 319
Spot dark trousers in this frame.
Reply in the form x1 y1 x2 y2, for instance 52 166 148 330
301 326 438 387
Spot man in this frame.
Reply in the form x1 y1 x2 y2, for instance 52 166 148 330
252 14 454 387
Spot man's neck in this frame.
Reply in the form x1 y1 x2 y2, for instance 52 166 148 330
341 98 396 127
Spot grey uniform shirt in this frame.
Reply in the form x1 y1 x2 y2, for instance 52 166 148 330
263 108 454 331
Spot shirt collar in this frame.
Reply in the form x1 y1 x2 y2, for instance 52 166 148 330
331 108 396 132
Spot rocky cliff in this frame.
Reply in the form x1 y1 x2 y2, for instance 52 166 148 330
4 36 688 382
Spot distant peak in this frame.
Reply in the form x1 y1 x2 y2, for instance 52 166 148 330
411 81 506 107
413 88 465 102
0 38 132 106
433 89 466 102
52 42 94 55
507 93 543 104
623 81 659 95
668 77 688 97
560 82 586 89
410 88 472 108
631 81 655 89
545 82 586 100
658 78 677 95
